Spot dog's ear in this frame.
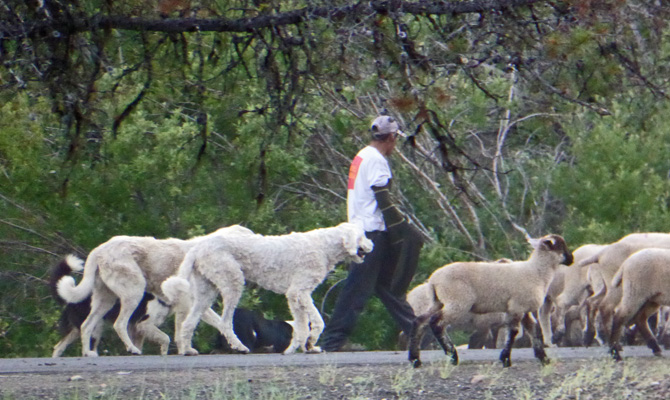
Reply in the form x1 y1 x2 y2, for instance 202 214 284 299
341 227 358 256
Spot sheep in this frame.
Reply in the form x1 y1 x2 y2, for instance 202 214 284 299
408 234 573 368
403 282 507 350
543 243 605 346
578 233 670 345
609 248 670 361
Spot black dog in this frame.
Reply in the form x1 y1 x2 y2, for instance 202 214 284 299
213 308 293 353
50 256 155 357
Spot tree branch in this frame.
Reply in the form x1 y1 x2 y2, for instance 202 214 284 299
2 0 543 38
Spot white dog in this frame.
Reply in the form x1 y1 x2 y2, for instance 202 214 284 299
56 225 254 356
51 255 175 357
162 222 373 355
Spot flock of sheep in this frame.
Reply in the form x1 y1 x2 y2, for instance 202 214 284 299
405 232 670 368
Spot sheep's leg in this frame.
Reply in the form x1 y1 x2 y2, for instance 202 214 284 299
562 306 585 346
654 308 666 338
429 312 458 365
583 308 597 346
635 303 662 357
490 327 503 349
622 324 639 345
524 312 550 366
408 312 433 368
583 292 604 346
538 298 555 347
609 298 660 361
596 305 614 346
499 318 521 368
657 308 670 349
551 304 568 346
467 329 490 349
609 309 629 361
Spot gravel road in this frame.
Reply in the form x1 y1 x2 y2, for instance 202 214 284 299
1 346 667 399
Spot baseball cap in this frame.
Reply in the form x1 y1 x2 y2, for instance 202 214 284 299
370 116 405 139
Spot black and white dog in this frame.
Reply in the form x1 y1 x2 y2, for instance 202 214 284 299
50 256 170 357
213 308 293 354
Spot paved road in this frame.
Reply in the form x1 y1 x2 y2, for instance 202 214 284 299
0 346 658 375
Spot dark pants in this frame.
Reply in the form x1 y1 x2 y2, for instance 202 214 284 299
320 231 417 352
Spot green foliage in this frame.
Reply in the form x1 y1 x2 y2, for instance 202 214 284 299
553 96 670 246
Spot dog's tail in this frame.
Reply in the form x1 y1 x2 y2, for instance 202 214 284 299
50 255 85 304
162 249 197 305
56 251 98 304
176 248 197 279
161 277 191 305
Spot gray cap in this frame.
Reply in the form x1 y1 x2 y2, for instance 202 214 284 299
370 116 404 138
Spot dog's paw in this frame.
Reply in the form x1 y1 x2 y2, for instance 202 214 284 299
84 351 99 357
231 343 250 354
184 347 199 356
128 346 142 355
305 345 322 354
282 346 298 355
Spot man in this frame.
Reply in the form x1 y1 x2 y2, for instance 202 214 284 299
320 115 424 352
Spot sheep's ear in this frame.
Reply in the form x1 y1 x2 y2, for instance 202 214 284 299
527 238 542 250
544 237 556 247
529 237 556 250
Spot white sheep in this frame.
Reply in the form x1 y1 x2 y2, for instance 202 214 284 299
404 282 507 350
543 243 605 346
577 233 670 345
408 234 573 368
609 247 670 361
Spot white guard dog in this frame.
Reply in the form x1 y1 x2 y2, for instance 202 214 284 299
162 222 373 355
57 225 255 357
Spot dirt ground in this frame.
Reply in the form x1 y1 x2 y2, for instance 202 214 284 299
2 356 670 400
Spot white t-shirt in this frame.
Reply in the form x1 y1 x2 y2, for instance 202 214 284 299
347 146 392 232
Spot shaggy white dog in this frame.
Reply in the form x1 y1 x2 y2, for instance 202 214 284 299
162 222 373 355
56 225 254 357
51 254 174 357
